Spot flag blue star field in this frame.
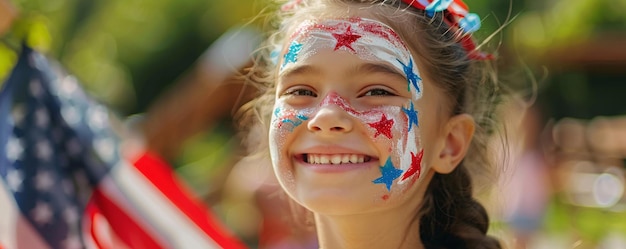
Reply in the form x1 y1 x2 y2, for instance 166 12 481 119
0 46 246 249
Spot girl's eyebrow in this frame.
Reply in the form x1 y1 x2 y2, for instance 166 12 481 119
279 62 407 81
352 62 406 81
279 65 319 78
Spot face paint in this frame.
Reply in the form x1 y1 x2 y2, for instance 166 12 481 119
272 17 425 197
271 92 423 189
273 107 311 131
279 17 423 99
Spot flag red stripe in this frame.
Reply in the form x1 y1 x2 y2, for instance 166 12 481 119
84 203 106 249
132 152 247 249
90 188 165 249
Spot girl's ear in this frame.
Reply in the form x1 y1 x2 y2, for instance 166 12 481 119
431 114 475 174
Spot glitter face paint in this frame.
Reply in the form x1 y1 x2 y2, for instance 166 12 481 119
273 107 311 131
270 17 425 195
280 17 422 100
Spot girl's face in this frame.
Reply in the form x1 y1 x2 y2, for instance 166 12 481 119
270 17 445 215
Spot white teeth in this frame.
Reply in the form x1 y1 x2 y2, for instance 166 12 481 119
320 155 330 164
341 155 350 164
350 154 358 163
306 154 368 164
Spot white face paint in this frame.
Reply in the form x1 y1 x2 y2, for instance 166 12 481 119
270 17 426 210
280 17 423 100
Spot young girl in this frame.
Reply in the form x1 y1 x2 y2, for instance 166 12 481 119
242 0 504 248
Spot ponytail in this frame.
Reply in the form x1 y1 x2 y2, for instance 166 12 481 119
420 164 501 249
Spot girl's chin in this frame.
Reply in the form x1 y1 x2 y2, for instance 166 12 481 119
296 192 406 217
289 183 397 213
296 194 376 215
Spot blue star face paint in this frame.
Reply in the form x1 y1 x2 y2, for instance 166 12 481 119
373 157 404 191
403 102 419 132
282 41 303 68
397 58 421 93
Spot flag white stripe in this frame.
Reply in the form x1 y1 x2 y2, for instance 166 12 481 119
81 216 99 249
0 181 51 249
0 181 19 249
98 172 170 248
15 216 52 249
102 161 220 249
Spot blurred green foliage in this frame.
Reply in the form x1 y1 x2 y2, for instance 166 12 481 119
1 0 265 115
513 0 626 61
174 122 236 198
544 199 626 245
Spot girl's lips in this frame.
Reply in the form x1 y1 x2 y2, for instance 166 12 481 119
294 145 377 157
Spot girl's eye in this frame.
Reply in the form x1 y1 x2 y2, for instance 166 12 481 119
285 88 317 97
364 88 395 96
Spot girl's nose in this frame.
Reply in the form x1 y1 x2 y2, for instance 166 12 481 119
307 92 354 134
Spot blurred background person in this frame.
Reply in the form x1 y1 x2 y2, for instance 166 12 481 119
498 103 553 249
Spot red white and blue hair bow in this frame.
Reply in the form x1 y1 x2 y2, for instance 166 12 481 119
281 0 493 60
401 0 493 60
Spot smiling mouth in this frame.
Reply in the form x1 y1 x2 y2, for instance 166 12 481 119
302 154 373 165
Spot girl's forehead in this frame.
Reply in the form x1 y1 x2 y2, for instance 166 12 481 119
278 17 423 100
288 17 408 50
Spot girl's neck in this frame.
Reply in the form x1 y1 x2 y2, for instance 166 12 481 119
313 206 424 249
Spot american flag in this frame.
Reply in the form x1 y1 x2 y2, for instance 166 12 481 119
0 46 247 249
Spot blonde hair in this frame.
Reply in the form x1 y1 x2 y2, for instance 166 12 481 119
238 0 505 247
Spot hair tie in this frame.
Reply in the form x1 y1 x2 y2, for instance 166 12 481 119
401 0 494 60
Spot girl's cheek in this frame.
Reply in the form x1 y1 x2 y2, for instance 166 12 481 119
361 108 401 153
270 103 314 137
366 103 424 193
272 106 310 133
396 113 423 189
269 104 290 168
269 103 313 163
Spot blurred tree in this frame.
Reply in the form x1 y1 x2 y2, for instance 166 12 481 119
2 0 264 115
512 0 626 118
